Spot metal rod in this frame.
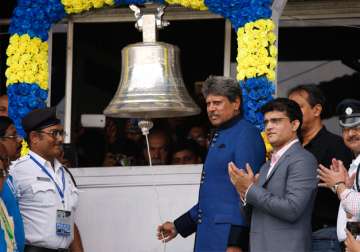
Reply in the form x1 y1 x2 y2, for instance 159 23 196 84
47 28 53 107
272 0 288 97
223 20 231 77
64 20 74 143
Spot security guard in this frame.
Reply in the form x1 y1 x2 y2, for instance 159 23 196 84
335 99 360 244
10 108 83 252
318 99 360 251
157 76 266 252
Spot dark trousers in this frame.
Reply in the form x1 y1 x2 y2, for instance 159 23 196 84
24 245 69 252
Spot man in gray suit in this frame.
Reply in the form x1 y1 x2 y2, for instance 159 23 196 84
229 98 318 252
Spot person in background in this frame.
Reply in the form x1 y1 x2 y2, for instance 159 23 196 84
171 140 202 165
1 142 23 252
141 128 172 166
77 127 105 167
187 122 209 160
166 117 188 143
10 108 83 252
124 119 142 144
187 124 208 149
0 95 8 117
288 84 353 252
0 116 22 161
157 76 265 252
102 118 139 167
318 99 360 251
0 116 25 252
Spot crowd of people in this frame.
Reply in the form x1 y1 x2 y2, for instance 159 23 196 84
73 115 209 168
1 75 360 252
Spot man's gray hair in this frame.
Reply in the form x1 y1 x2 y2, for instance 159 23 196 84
201 76 242 103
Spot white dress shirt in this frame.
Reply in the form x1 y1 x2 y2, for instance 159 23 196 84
337 154 360 241
10 151 79 249
267 139 299 178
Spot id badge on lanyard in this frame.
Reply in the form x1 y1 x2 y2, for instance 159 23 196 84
30 155 72 237
56 210 72 236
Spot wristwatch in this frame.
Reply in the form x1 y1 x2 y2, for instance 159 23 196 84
332 181 345 193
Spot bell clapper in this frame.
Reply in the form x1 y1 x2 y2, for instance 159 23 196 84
138 119 154 166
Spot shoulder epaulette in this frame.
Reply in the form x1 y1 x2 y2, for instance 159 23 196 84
13 155 30 166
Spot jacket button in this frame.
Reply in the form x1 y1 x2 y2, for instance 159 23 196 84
198 209 202 213
198 219 202 224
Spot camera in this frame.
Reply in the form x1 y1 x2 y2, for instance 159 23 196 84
346 221 360 237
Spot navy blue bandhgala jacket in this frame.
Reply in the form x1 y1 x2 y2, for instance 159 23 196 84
174 116 266 252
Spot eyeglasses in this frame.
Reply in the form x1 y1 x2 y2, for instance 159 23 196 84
37 130 66 138
263 117 289 127
0 134 22 141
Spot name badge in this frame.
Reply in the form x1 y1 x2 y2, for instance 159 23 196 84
56 209 72 236
37 176 51 182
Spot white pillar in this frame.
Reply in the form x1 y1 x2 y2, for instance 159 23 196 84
64 20 74 143
272 0 288 97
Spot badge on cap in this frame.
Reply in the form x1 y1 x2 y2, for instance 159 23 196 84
346 107 353 116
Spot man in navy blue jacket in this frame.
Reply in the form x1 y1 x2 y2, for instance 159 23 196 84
157 76 266 252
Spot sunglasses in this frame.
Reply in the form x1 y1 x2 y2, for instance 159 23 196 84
0 134 22 141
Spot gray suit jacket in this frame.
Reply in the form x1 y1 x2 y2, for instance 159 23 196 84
246 141 318 252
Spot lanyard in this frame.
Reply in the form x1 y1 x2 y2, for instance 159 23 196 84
30 155 65 204
6 176 16 197
356 163 360 192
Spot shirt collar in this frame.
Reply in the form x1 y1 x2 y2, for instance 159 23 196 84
29 150 62 173
304 126 326 148
272 138 299 161
352 154 360 167
217 114 242 130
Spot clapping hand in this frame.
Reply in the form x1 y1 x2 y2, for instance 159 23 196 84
318 158 349 188
228 162 256 198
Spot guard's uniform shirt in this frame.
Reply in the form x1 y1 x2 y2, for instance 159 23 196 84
10 151 79 249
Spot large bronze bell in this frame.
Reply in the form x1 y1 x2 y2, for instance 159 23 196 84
103 41 201 118
103 5 200 118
